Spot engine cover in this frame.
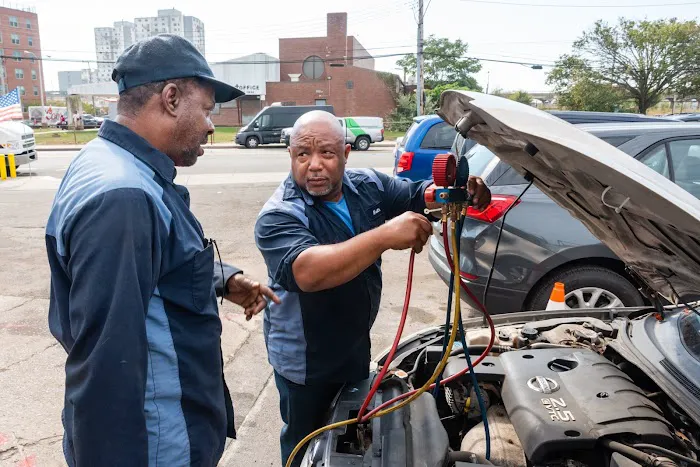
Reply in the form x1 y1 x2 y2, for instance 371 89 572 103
499 348 673 463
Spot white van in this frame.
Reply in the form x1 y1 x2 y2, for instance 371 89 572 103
1 121 37 171
281 116 384 150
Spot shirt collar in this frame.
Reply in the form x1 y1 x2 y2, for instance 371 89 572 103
98 120 176 182
283 171 359 205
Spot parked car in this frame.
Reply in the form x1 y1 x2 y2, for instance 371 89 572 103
305 91 700 467
667 112 700 122
236 104 334 148
394 111 671 182
429 119 700 314
81 115 103 129
281 116 385 150
393 114 457 181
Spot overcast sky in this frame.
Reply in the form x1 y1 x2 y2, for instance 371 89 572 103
28 0 700 92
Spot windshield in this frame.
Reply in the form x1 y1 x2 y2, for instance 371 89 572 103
466 144 498 176
680 312 700 362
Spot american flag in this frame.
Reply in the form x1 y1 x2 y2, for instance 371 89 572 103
0 88 23 123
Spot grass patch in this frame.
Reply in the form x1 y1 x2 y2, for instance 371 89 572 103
210 127 240 143
35 126 242 146
384 130 404 141
35 129 100 145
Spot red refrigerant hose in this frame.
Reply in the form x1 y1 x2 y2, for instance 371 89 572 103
356 250 415 421
360 220 495 423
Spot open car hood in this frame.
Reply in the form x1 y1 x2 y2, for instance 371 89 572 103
437 91 700 303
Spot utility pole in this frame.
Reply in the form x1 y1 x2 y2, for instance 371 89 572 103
416 0 424 116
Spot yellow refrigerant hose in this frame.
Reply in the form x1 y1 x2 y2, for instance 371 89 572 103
284 219 463 467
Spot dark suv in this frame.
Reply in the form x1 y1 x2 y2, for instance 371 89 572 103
430 122 700 313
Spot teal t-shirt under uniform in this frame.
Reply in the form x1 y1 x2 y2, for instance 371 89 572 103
323 197 355 235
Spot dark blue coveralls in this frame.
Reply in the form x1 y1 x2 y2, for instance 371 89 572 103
254 169 431 466
45 120 241 467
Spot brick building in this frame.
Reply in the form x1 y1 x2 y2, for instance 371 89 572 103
0 6 44 105
265 13 401 120
210 12 402 126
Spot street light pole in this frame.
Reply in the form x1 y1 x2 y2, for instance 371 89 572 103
24 51 44 108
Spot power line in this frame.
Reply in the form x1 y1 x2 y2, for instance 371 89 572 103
4 51 554 68
461 0 700 7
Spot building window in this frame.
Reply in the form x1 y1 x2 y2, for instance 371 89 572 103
9 16 18 27
315 99 327 106
31 69 36 80
28 36 33 46
302 55 324 80
33 86 38 96
13 51 21 61
0 31 3 43
25 18 31 29
15 68 23 79
18 85 25 96
11 34 19 45
346 80 354 89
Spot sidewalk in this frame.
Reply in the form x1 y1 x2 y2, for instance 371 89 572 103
37 140 398 152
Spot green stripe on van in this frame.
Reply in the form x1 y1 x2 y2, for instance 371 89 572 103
345 118 364 137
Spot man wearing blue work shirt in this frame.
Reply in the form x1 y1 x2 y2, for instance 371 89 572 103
45 35 279 467
254 111 490 467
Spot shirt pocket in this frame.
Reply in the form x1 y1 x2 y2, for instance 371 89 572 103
191 243 215 312
366 204 386 229
159 242 216 314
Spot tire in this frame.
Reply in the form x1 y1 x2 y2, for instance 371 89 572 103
245 136 260 148
526 265 644 311
355 136 371 151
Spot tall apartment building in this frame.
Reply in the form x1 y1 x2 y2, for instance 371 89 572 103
95 21 135 82
96 9 204 82
0 5 44 103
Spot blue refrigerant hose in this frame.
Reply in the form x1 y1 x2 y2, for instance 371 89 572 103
432 216 491 459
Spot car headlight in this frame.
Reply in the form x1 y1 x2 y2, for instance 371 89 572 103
3 141 21 152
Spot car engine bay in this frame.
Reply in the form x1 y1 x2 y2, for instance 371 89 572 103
302 313 700 467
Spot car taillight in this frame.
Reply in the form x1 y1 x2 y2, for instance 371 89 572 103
466 195 520 223
397 152 414 173
381 128 385 136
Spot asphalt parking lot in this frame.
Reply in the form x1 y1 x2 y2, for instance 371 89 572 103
0 145 451 467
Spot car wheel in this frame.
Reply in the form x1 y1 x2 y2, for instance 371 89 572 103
245 136 260 148
355 136 371 151
527 265 644 311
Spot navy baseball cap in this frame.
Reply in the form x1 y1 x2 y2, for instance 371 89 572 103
112 33 244 103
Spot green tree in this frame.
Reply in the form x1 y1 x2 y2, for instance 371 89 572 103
395 35 481 88
547 18 700 114
426 82 479 111
387 92 438 131
674 75 700 113
547 55 630 112
508 90 534 105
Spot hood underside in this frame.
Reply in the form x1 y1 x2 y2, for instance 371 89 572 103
437 91 700 303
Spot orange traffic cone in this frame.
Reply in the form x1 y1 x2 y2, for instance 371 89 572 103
545 282 567 310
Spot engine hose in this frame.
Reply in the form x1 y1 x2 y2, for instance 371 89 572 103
632 444 700 467
433 217 464 399
432 270 454 397
284 222 464 467
447 450 494 465
601 439 677 467
458 308 491 460
356 250 415 421
360 220 463 421
361 223 497 420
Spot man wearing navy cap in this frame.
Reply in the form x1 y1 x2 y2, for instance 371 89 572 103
45 34 279 467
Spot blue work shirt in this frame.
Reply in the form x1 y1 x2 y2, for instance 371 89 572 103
255 169 431 385
45 120 241 467
323 197 355 235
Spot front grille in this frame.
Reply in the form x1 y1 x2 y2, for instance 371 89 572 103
21 133 32 140
23 139 34 148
